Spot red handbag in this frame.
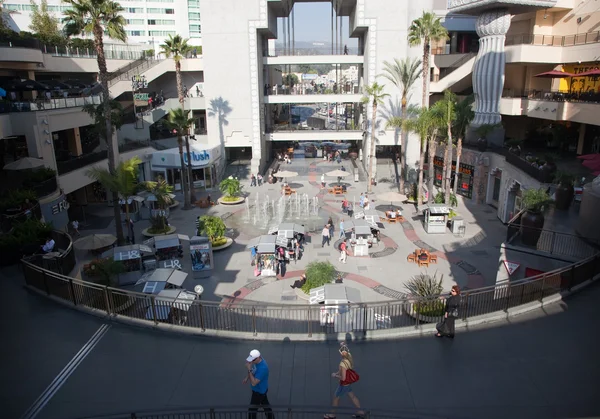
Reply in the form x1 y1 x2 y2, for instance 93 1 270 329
342 369 360 385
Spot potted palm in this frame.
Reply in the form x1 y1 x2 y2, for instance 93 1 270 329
217 176 244 205
404 272 445 323
554 171 575 211
521 188 553 246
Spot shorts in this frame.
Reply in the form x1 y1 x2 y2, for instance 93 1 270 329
334 384 353 398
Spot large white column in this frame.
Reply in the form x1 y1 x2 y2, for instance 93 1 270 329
472 8 511 127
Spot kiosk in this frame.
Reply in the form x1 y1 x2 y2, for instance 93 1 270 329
136 268 188 294
423 204 450 234
146 289 197 325
102 244 154 285
345 219 377 256
190 236 213 279
246 235 284 277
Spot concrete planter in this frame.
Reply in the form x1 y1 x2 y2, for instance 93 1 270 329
212 237 234 251
294 287 310 301
218 197 245 205
141 226 177 237
405 302 444 324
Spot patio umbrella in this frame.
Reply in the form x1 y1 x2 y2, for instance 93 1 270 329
582 159 600 171
40 80 72 90
326 169 351 185
376 190 407 208
575 69 600 78
274 170 298 178
576 154 600 160
534 70 574 78
74 234 117 250
3 157 45 170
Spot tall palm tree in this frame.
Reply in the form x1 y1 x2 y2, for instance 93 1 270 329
436 91 457 203
452 95 475 196
86 156 141 243
165 108 194 210
161 35 195 202
381 57 422 192
142 176 173 231
63 0 127 241
408 11 448 108
362 81 389 193
427 102 445 203
405 107 439 206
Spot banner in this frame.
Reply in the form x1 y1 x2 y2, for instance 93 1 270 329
190 243 211 271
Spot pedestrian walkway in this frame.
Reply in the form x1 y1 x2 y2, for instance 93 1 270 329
2 262 599 419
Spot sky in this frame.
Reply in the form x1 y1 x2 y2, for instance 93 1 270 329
276 3 358 46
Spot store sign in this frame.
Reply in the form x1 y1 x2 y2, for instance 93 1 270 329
183 150 210 164
133 93 149 101
51 199 69 215
131 75 148 90
433 157 474 176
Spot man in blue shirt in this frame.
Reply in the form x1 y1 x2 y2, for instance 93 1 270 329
243 349 274 419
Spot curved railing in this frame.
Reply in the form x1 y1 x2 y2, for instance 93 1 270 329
21 247 600 339
75 406 449 419
22 230 75 275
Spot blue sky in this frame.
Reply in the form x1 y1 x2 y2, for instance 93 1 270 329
277 3 357 46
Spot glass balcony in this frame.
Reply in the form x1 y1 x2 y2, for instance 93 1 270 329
265 102 363 132
0 94 102 114
264 83 362 96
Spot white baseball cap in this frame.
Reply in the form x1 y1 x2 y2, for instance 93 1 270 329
246 349 261 362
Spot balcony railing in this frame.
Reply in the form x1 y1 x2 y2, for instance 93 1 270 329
505 31 600 47
265 84 362 96
0 94 102 114
0 39 145 60
57 140 152 175
266 120 363 133
109 57 163 86
503 89 600 104
268 46 361 56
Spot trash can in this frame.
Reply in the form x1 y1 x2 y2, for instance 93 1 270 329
451 217 464 234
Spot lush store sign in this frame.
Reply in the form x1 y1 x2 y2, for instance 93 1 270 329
183 150 210 165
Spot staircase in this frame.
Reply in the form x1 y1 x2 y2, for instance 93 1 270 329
430 53 476 93
108 58 167 98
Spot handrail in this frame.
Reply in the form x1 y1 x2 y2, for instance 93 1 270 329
505 30 600 47
436 52 476 81
108 58 164 87
21 247 600 338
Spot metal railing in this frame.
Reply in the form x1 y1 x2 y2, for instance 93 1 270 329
269 47 362 56
19 230 75 275
0 94 103 114
506 210 600 260
56 140 152 175
108 58 164 86
21 249 600 338
266 85 363 96
75 406 449 419
266 120 363 133
486 146 552 183
0 39 145 60
505 31 600 47
503 89 600 104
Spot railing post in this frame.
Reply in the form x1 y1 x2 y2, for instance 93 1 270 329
539 275 545 302
252 306 257 336
209 408 216 419
362 303 368 333
549 231 556 255
307 305 312 337
198 302 205 331
503 283 511 312
104 287 112 315
68 277 76 305
42 270 50 295
462 294 469 321
150 295 159 325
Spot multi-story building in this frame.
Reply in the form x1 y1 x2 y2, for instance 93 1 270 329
3 0 202 48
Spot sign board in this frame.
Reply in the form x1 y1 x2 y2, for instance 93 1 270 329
51 199 69 215
133 93 149 101
131 75 148 90
503 260 521 276
190 243 211 271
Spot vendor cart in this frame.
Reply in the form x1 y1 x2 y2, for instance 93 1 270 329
101 244 154 285
146 289 197 325
136 268 188 294
246 235 285 277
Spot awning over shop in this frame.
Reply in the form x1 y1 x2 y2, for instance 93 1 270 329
136 268 188 288
150 144 221 168
154 234 181 250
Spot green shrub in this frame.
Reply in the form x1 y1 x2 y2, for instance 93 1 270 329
197 215 226 242
433 191 458 207
522 188 553 213
219 177 243 198
148 215 171 235
405 272 446 317
301 261 336 293
0 218 52 252
0 189 37 213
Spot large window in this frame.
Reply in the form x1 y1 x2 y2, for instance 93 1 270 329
126 19 145 25
148 30 176 36
189 12 200 20
147 19 175 25
188 0 200 7
127 7 143 13
147 7 174 14
126 30 146 37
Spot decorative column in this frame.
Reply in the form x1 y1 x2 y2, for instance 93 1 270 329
472 9 511 128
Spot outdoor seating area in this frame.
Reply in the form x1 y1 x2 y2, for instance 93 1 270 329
407 248 438 267
283 185 297 195
383 209 404 223
329 185 346 195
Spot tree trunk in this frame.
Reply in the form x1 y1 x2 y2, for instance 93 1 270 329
175 60 184 105
94 24 123 244
444 119 453 204
177 135 190 209
422 38 430 108
441 144 448 194
399 96 407 193
427 137 436 204
367 100 377 193
453 137 463 196
185 134 196 203
417 138 426 207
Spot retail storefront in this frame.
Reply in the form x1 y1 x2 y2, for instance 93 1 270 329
150 145 222 191
432 157 475 199
40 194 70 230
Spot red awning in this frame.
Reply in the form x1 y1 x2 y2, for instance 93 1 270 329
534 70 575 78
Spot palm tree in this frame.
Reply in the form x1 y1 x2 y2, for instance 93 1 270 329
63 0 127 240
452 95 475 196
161 35 195 202
405 107 439 206
427 102 445 202
142 176 173 231
165 108 194 210
86 156 141 243
408 11 448 108
436 90 457 203
362 81 389 193
381 57 422 192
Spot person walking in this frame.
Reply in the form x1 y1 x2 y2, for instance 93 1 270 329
359 193 365 208
339 219 345 239
324 342 364 419
327 217 334 238
257 174 263 186
436 285 461 339
339 240 349 264
321 173 326 188
243 349 274 419
71 219 80 236
250 174 257 187
321 224 330 247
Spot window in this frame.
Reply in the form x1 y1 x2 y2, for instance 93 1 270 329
126 30 146 36
189 24 201 32
188 0 200 7
165 8 174 14
5 4 32 11
189 12 200 20
148 30 176 36
127 19 145 25
148 19 175 25
148 7 174 15
147 8 161 13
127 7 143 13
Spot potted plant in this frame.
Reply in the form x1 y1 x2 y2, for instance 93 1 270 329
197 215 228 247
218 176 244 204
506 138 523 156
404 272 445 323
475 124 499 152
554 171 575 211
521 188 553 246
300 261 337 294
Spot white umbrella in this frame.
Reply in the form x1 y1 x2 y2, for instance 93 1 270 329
74 234 117 250
274 170 298 178
326 169 351 178
4 157 45 170
377 191 407 209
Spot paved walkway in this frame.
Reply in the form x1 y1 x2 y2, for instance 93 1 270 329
3 262 600 419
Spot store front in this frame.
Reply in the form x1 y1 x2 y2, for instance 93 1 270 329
433 157 475 199
150 145 222 191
